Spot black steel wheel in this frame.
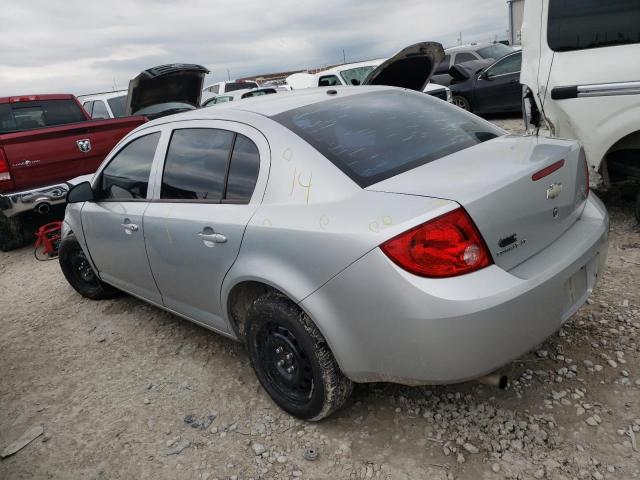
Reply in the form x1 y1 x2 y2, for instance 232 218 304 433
59 233 119 300
246 293 353 420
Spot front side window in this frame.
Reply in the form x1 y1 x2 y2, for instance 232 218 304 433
318 75 340 87
548 0 640 52
225 134 260 203
99 132 160 200
272 90 503 188
161 128 235 201
91 101 110 119
339 66 375 86
215 96 234 104
484 52 522 77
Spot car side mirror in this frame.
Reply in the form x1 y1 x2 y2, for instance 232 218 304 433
67 181 95 203
479 71 491 80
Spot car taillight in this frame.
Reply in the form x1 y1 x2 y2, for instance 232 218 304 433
380 208 493 278
0 149 11 182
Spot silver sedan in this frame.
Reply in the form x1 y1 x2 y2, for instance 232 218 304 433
60 86 608 420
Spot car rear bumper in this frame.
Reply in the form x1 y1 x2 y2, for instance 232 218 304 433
301 194 609 385
0 183 68 217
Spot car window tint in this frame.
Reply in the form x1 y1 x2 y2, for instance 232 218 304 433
100 132 160 201
107 96 127 117
161 128 234 201
434 55 451 74
91 100 109 119
485 52 522 77
476 44 513 59
225 134 260 203
548 0 640 51
454 52 477 64
318 75 340 87
0 99 86 134
272 90 503 188
339 66 375 86
216 96 233 103
225 81 259 92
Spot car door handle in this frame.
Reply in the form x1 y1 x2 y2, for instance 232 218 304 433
121 223 139 232
198 232 227 244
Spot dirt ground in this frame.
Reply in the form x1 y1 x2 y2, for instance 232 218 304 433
1 117 639 480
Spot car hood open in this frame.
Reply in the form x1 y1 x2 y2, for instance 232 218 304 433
126 64 210 116
363 42 445 92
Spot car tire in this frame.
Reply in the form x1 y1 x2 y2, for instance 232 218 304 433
0 213 26 252
58 233 119 300
245 293 353 421
451 95 471 111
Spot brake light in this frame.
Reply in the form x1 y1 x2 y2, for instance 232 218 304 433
0 149 11 182
380 208 493 278
532 159 565 181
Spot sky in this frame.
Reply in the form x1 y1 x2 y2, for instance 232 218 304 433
0 0 509 96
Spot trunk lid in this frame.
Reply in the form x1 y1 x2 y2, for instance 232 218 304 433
368 135 589 271
126 64 210 116
363 42 445 92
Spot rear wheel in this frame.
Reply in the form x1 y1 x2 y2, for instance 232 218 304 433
59 234 118 300
0 213 26 252
246 293 352 420
451 95 471 111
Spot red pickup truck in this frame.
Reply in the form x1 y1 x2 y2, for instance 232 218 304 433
0 94 146 250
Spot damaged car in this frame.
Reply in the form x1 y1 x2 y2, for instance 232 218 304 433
59 44 608 420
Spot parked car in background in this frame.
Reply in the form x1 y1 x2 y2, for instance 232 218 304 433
432 43 514 86
78 90 128 119
60 83 606 421
201 87 278 107
286 42 452 102
0 94 146 250
521 0 640 220
449 50 522 114
126 64 210 120
202 80 259 96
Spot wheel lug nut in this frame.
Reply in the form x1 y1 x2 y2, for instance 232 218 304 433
286 353 293 360
286 366 295 373
275 347 283 354
277 359 285 367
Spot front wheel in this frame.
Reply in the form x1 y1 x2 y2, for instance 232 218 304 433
59 234 119 300
246 293 353 421
451 95 471 111
0 213 26 251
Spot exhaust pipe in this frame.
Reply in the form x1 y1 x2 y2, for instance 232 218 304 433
35 203 50 215
476 373 508 389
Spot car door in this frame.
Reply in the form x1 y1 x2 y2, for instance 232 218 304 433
81 130 163 303
472 51 522 113
143 121 269 331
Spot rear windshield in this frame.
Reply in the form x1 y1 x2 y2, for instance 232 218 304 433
476 44 513 59
272 90 503 187
0 99 86 134
225 81 259 92
107 95 127 117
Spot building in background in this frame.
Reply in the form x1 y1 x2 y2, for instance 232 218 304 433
508 0 525 45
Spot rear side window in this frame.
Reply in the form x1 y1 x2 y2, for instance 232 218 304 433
0 99 86 134
225 134 260 203
548 0 640 52
272 90 503 188
82 101 94 116
318 75 340 87
454 52 477 64
161 128 235 201
91 101 109 119
100 133 160 200
108 96 127 117
225 81 259 92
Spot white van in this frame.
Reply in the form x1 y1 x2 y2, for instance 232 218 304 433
521 0 640 218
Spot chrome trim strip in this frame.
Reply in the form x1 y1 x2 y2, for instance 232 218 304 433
577 81 640 98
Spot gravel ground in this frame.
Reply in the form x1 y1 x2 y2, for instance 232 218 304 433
1 116 640 480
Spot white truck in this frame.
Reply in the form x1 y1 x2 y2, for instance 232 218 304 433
520 0 640 220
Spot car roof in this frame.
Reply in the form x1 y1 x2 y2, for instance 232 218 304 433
444 43 494 54
317 59 386 76
77 90 127 101
144 86 396 128
0 94 77 104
